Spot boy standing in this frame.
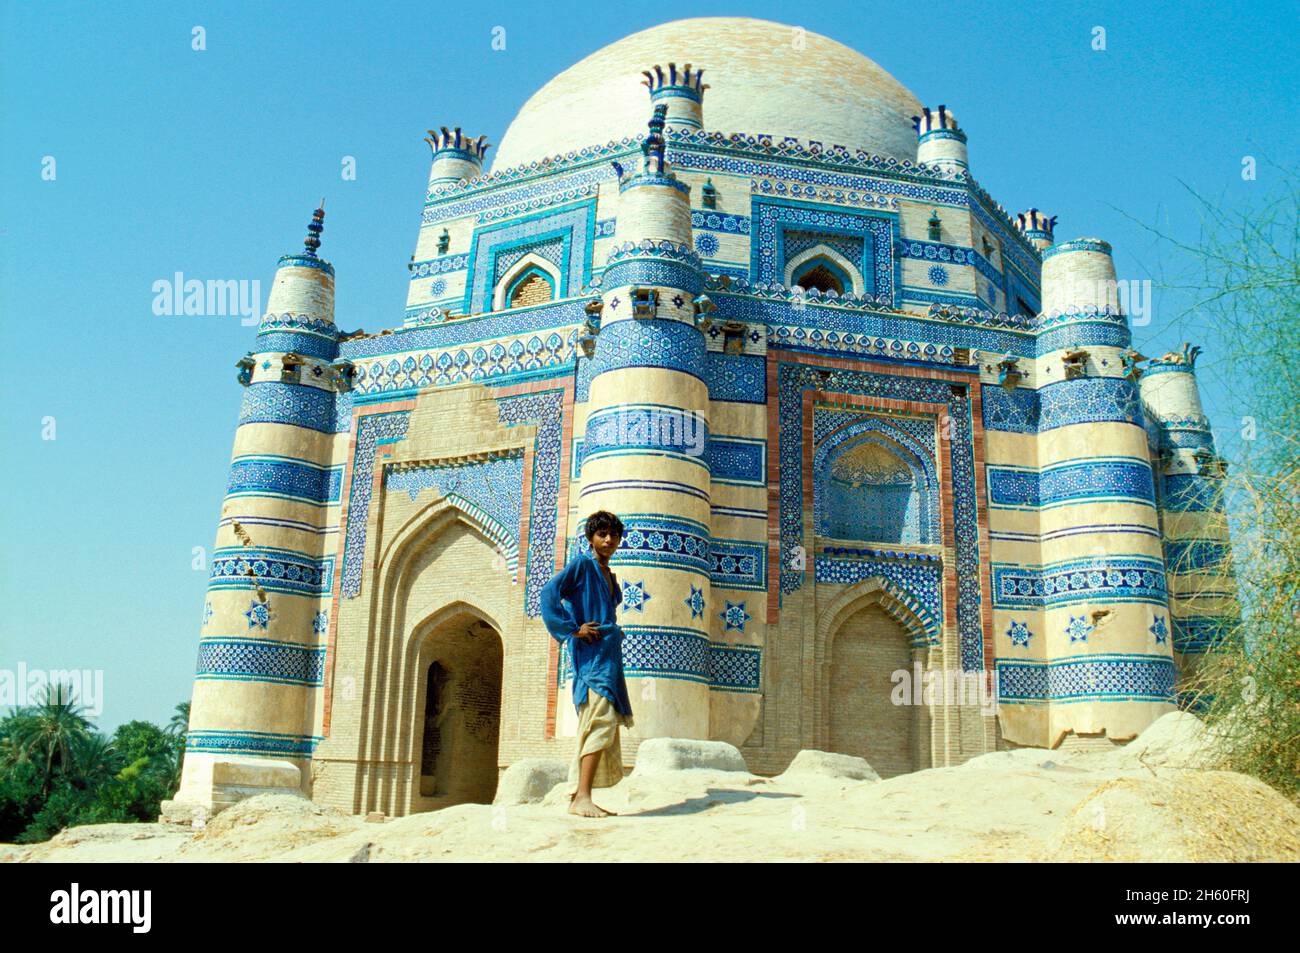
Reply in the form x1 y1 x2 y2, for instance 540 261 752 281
539 510 634 817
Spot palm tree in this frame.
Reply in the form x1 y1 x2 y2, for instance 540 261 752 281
70 733 119 789
4 684 93 797
166 702 190 740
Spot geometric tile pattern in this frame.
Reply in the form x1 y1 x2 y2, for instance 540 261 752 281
986 458 1156 509
195 638 326 686
778 362 984 669
209 548 333 596
995 654 1176 703
992 555 1167 609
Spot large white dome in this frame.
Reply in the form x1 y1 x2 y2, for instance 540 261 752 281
491 17 924 171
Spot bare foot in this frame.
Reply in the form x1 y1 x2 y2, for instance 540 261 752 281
568 794 613 817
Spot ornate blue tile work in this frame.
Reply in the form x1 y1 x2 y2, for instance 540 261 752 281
493 238 565 283
341 412 412 598
812 415 940 544
583 404 709 467
621 580 651 612
579 317 706 399
1038 377 1143 431
705 352 766 403
715 293 1033 357
466 203 594 314
601 625 712 683
778 362 984 669
245 599 271 629
574 514 710 576
379 301 586 352
685 584 706 619
1149 615 1169 645
196 638 325 686
720 601 752 632
709 643 761 692
671 151 967 207
1172 617 1235 653
1065 615 1094 643
238 382 336 434
560 629 761 691
426 164 614 221
594 217 616 238
385 453 525 575
1161 474 1225 512
691 210 750 235
814 554 942 642
980 385 1038 432
986 458 1157 510
751 198 896 300
210 548 333 597
410 253 471 279
227 456 343 505
695 233 720 257
497 389 565 617
1036 320 1131 355
783 229 866 275
709 539 767 591
352 331 576 396
1162 539 1229 572
995 655 1175 703
1006 620 1033 647
991 555 1167 609
255 331 339 360
185 729 320 758
708 436 766 486
901 239 1003 288
982 378 1143 433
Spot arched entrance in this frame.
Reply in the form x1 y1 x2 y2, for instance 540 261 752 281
824 594 928 779
413 608 504 808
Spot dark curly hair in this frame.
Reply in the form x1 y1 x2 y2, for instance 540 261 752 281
584 510 625 541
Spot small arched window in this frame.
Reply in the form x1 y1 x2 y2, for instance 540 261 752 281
505 265 555 309
792 258 848 296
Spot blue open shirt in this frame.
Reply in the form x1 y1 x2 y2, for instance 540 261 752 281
540 550 634 717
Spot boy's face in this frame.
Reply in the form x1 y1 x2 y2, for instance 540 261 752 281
590 527 622 559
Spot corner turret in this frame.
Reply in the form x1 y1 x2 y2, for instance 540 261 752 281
912 105 967 174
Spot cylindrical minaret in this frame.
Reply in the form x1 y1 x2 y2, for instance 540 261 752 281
1139 344 1231 686
577 100 711 740
912 105 967 174
1032 237 1175 745
641 62 707 130
163 205 341 822
424 126 489 188
1015 208 1058 253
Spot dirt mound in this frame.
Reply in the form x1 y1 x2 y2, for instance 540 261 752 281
189 793 358 857
1050 771 1300 862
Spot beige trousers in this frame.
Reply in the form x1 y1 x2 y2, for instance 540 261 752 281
569 691 633 790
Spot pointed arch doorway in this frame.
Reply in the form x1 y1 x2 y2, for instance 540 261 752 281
413 605 504 808
818 581 933 778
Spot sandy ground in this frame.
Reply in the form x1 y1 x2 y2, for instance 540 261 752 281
5 713 1298 863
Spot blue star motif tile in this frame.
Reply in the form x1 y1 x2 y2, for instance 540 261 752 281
261 360 272 371
685 585 705 620
313 610 329 635
609 297 620 311
672 294 685 309
1150 615 1168 645
245 599 271 630
721 601 751 632
621 580 650 612
1065 615 1093 643
927 265 949 286
1007 619 1032 647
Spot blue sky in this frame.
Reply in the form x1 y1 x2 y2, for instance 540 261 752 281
2 0 1294 732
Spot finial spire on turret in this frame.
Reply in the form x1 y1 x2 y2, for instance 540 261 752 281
642 103 669 174
304 200 326 257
